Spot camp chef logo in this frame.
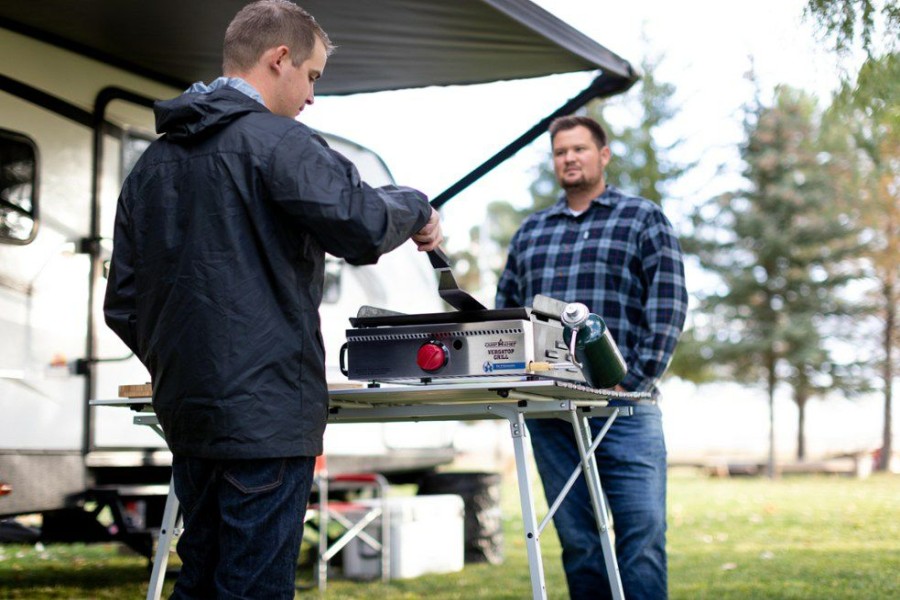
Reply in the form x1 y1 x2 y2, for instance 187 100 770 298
482 338 524 373
484 338 517 360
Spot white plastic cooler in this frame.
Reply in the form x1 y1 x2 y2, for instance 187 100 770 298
343 494 465 580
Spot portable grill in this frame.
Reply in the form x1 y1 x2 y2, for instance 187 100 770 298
339 294 587 385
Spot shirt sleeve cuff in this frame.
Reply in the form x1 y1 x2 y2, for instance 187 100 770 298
619 370 650 392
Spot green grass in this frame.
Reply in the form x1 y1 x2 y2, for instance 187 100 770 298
0 543 152 599
1 472 898 599
666 472 900 599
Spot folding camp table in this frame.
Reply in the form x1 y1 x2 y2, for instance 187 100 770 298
92 379 649 600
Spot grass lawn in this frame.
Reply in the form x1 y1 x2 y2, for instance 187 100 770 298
0 472 897 598
666 471 900 599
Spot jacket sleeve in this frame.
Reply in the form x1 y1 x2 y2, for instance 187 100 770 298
267 128 431 265
103 192 141 357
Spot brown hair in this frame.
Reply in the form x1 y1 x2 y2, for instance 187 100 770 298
223 1 334 74
549 115 608 149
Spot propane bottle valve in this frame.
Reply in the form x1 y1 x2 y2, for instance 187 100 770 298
561 303 590 367
561 302 590 329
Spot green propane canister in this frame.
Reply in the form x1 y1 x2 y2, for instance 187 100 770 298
560 302 627 389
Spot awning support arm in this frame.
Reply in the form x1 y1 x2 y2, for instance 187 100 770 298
430 72 636 209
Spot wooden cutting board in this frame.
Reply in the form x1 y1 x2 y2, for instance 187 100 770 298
118 383 153 398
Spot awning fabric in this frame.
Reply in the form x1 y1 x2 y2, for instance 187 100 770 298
0 0 637 95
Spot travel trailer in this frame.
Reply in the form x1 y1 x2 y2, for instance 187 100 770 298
0 1 637 554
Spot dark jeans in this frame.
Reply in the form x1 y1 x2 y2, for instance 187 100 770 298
170 455 315 600
527 403 668 600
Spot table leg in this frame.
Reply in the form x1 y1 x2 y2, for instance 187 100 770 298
147 475 181 600
316 473 329 591
570 409 624 600
504 409 548 600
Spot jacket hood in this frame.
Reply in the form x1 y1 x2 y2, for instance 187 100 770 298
155 87 268 142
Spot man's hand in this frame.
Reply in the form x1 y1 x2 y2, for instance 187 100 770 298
412 207 443 252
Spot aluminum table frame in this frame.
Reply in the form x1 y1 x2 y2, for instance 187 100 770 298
92 379 645 600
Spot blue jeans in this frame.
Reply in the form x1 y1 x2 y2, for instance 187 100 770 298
527 403 667 600
170 455 315 600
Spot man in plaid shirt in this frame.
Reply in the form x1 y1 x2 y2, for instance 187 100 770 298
496 115 687 599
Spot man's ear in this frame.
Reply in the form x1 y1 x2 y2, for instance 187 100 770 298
264 45 291 74
599 145 612 168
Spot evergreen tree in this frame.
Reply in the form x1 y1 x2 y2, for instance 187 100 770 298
804 0 899 58
605 63 688 206
827 52 900 471
686 86 861 472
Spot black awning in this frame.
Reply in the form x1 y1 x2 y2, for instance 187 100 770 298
0 0 637 95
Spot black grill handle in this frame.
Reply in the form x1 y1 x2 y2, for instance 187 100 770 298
339 342 349 377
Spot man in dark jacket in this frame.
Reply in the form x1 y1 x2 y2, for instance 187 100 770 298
103 2 442 597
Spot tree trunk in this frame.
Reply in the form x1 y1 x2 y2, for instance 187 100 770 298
796 392 808 461
767 356 777 479
878 278 895 472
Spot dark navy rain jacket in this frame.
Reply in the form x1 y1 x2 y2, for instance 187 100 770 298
103 87 431 459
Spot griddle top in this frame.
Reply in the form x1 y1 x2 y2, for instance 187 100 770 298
349 307 531 328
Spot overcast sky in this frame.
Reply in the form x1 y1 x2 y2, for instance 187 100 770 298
302 0 845 249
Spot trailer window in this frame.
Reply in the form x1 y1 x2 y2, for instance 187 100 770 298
0 129 38 245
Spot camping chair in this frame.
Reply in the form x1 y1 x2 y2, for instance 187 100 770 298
305 455 391 590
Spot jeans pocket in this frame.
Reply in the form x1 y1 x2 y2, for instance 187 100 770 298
223 458 287 494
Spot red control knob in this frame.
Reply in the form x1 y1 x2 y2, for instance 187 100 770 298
417 341 448 372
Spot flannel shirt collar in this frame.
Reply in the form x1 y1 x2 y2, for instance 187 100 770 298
547 184 621 218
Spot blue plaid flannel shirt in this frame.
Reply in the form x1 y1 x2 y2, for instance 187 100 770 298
496 185 688 395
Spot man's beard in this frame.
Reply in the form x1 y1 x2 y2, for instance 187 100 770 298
560 176 590 191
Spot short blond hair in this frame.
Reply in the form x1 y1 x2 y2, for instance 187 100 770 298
223 1 333 74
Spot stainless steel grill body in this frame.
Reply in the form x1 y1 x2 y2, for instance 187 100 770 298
344 305 586 384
